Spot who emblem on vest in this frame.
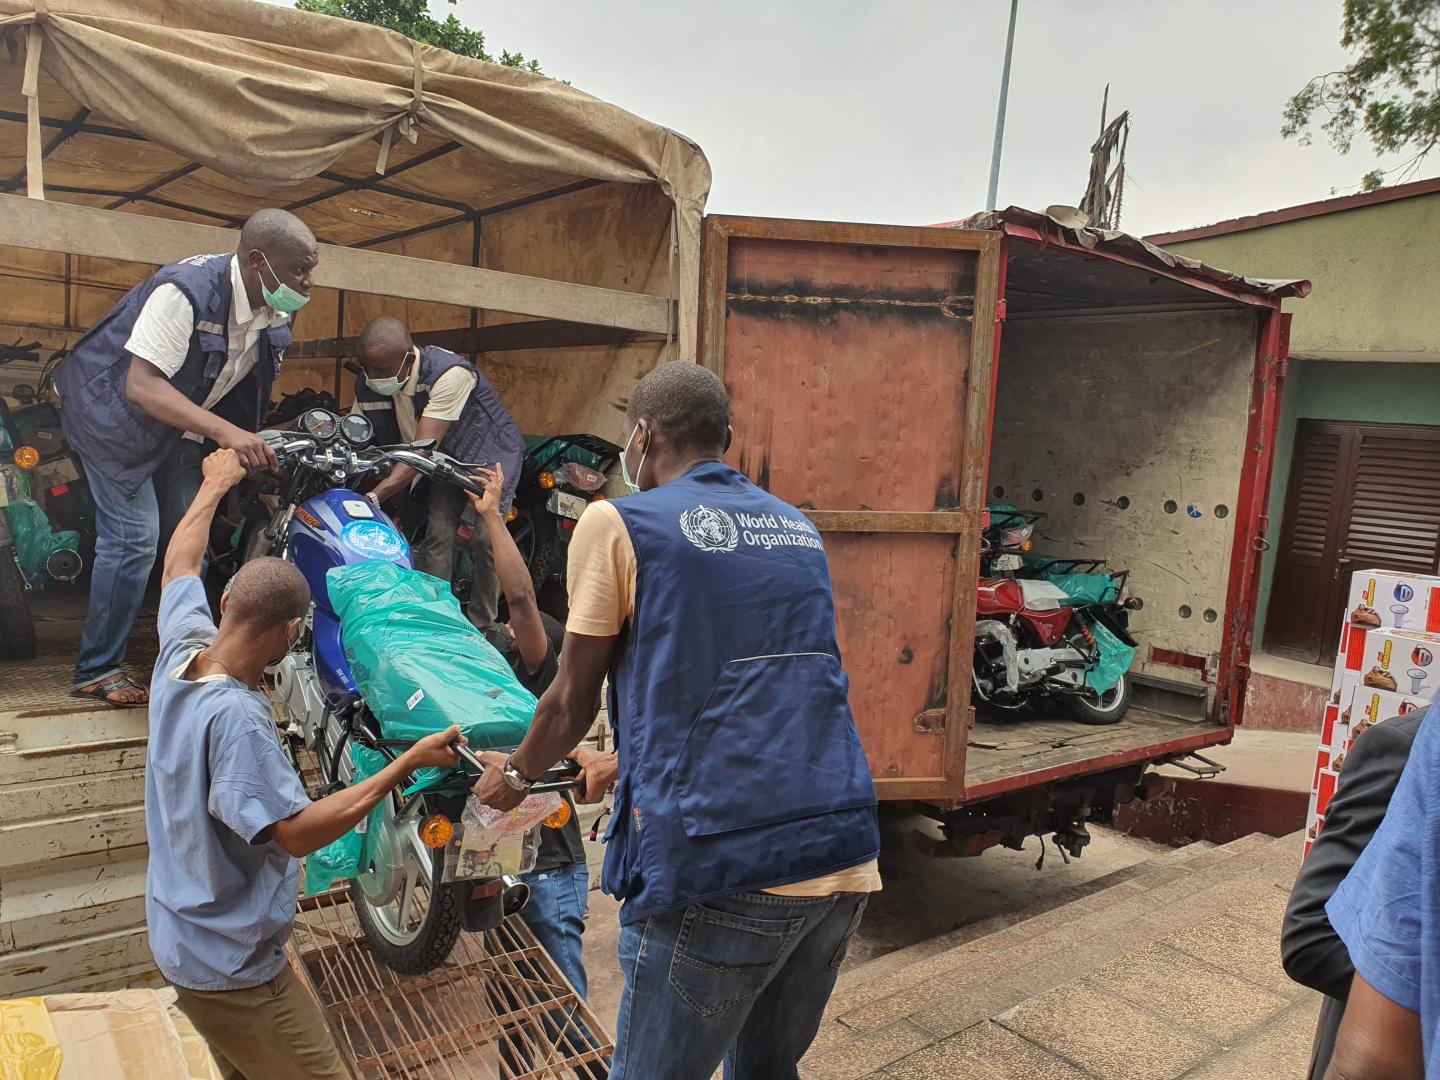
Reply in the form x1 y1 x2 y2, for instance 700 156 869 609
679 505 739 553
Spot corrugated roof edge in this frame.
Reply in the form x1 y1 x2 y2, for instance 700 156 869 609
1143 176 1440 246
932 206 1311 301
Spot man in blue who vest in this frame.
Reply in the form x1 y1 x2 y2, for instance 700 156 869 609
473 362 881 1079
354 315 524 636
56 209 318 708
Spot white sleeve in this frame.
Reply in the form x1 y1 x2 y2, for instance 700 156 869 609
123 285 196 377
420 367 478 422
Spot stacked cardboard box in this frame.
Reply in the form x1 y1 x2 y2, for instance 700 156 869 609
1304 570 1440 859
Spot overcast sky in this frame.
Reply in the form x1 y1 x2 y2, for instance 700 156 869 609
455 0 1426 236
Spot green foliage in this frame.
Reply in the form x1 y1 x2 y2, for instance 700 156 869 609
1283 0 1440 189
296 0 540 72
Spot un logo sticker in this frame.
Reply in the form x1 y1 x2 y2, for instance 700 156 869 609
679 505 739 554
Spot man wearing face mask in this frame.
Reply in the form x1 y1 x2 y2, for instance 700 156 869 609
55 208 318 708
354 315 524 636
473 362 881 1080
145 447 464 1079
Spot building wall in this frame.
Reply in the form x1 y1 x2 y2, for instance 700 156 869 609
1253 359 1440 646
1163 192 1440 358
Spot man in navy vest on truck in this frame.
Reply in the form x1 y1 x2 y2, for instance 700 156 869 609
56 209 318 707
473 362 881 1079
354 315 524 635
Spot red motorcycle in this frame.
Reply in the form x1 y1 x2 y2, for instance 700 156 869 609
972 576 1138 724
972 507 1142 731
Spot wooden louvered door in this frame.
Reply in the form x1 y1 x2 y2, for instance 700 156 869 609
1265 421 1440 662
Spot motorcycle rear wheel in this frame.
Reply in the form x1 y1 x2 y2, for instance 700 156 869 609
0 544 37 660
1064 674 1131 726
351 804 462 974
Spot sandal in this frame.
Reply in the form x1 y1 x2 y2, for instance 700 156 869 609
72 673 149 709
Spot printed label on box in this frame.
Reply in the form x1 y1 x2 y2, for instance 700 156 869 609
1347 570 1440 635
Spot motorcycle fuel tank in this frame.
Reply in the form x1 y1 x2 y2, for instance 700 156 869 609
287 489 412 612
286 490 412 701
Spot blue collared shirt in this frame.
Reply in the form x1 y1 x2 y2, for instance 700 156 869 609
143 577 311 990
1328 699 1440 1071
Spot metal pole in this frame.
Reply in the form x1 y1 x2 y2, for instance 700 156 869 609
985 0 1020 212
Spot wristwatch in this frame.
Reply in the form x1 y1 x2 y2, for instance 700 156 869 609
500 752 537 793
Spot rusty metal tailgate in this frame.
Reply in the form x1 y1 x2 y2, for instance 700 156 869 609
699 216 1000 801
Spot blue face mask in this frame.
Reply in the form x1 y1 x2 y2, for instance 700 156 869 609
621 423 648 495
258 251 310 315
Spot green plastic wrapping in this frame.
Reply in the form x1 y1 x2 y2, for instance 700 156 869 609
1042 570 1120 606
301 742 387 898
327 560 535 790
525 434 603 472
1086 619 1135 697
2 496 79 576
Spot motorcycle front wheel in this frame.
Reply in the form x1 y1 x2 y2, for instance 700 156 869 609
1064 673 1131 726
351 797 462 974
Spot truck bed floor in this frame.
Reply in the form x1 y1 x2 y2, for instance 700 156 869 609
966 707 1225 789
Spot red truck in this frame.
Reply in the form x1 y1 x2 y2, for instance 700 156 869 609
697 209 1306 858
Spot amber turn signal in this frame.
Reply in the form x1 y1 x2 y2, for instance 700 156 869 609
419 814 454 849
538 471 556 490
13 446 40 470
506 506 519 522
542 801 573 829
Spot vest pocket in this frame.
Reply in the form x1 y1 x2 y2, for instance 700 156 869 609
599 773 639 898
675 653 876 839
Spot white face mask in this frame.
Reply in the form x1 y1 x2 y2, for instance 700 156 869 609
621 423 648 494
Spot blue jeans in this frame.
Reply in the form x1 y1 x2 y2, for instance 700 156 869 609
514 861 604 1075
612 890 869 1080
522 861 591 999
73 438 203 686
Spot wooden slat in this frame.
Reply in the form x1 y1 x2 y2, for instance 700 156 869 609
804 510 975 534
0 193 673 333
290 319 666 359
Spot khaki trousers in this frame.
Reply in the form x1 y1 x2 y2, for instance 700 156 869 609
171 965 350 1080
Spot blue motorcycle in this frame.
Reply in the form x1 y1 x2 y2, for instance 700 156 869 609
252 407 575 973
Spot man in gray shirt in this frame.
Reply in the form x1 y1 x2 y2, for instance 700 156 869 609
145 448 463 1080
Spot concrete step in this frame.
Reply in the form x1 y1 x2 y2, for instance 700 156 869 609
831 837 1220 1010
801 832 1301 1080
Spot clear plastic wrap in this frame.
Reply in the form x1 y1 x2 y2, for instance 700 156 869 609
445 791 562 881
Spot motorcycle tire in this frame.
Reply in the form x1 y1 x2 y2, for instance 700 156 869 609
540 610 567 655
0 544 37 660
351 846 463 976
1064 673 1131 726
527 515 561 590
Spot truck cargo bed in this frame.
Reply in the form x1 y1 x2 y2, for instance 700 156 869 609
965 708 1226 792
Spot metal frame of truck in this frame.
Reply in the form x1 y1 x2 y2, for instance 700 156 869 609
698 212 1299 857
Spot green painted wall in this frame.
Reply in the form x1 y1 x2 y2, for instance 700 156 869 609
1165 192 1440 357
1253 360 1440 645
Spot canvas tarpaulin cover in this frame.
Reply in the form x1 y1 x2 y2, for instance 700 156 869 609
0 0 710 439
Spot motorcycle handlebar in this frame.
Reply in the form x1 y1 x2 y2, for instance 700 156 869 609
451 741 582 793
257 430 484 497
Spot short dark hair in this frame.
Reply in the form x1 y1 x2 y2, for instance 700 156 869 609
357 315 412 359
627 363 730 454
239 208 316 262
224 557 311 627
